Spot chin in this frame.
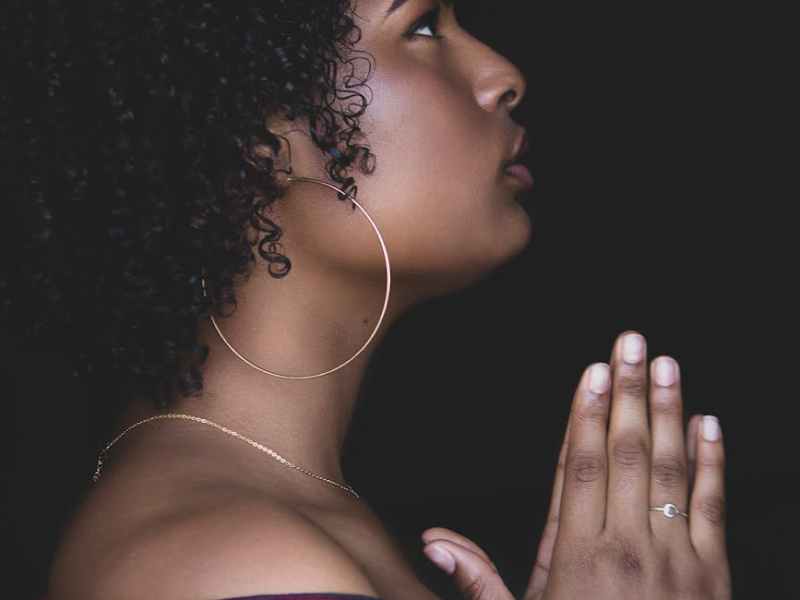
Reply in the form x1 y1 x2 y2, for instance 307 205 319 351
498 198 535 256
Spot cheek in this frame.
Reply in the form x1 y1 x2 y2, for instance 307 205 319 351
370 68 491 185
355 69 505 269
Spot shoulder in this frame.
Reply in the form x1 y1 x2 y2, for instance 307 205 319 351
92 496 381 600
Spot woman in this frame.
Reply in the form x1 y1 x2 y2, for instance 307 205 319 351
2 0 732 598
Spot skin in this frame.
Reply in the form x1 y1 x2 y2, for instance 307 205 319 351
116 0 531 507
57 2 734 599
51 3 529 595
421 331 733 599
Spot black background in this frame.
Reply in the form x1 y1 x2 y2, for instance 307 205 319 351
3 1 794 599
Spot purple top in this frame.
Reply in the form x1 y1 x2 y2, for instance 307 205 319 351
42 595 380 600
218 596 381 600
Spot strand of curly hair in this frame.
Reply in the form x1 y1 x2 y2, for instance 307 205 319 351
0 0 377 415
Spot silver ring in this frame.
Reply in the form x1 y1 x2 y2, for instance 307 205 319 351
649 503 689 519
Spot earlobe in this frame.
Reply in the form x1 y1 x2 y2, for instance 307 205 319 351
259 132 295 178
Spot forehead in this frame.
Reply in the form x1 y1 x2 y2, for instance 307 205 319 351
352 0 398 18
353 0 456 22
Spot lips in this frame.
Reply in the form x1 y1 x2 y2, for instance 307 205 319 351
504 163 534 189
503 130 530 169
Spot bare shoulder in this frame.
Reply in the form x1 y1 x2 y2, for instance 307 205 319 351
73 496 381 600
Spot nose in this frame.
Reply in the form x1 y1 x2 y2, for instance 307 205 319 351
470 42 527 115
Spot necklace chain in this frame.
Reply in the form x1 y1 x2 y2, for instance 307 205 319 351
92 413 360 500
90 176 381 502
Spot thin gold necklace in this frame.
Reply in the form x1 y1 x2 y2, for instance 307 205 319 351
92 412 360 500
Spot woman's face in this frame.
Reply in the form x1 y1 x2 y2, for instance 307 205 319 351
268 0 531 299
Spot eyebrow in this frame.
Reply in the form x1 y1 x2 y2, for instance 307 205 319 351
385 0 455 19
385 0 410 18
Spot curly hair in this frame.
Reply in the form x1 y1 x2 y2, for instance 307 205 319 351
0 0 376 415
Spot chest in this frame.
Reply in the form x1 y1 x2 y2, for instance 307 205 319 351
297 505 440 600
51 484 441 600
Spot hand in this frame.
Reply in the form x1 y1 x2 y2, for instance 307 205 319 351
420 331 732 600
525 331 732 599
421 526 515 600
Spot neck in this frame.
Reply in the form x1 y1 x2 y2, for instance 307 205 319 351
114 257 416 501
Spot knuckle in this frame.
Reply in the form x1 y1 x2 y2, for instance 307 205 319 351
611 436 649 469
575 395 608 424
568 450 606 484
651 392 683 415
652 455 687 489
618 373 648 397
533 558 551 576
696 495 727 526
560 539 600 580
599 534 646 582
463 574 488 599
662 558 720 600
545 514 560 529
697 451 725 471
662 570 707 600
656 546 723 600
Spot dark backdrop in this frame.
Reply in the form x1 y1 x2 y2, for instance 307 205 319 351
3 1 793 599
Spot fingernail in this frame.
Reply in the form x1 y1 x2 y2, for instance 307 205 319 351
589 363 610 394
653 357 676 387
424 545 456 575
702 415 720 442
623 334 645 364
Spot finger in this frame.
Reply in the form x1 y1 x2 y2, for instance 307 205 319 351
421 527 497 572
687 414 701 490
560 362 611 538
527 414 572 597
606 331 652 535
423 540 515 600
648 356 690 541
689 415 728 563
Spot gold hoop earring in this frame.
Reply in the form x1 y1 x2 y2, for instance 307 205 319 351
200 175 391 380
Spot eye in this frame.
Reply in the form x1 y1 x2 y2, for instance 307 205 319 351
404 6 444 41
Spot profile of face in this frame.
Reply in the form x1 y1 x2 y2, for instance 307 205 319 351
262 0 531 305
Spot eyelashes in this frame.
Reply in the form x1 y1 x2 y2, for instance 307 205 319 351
404 6 444 41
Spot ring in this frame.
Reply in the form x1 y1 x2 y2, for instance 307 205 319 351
650 503 689 519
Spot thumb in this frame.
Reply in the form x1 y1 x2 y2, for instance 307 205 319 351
423 540 515 600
